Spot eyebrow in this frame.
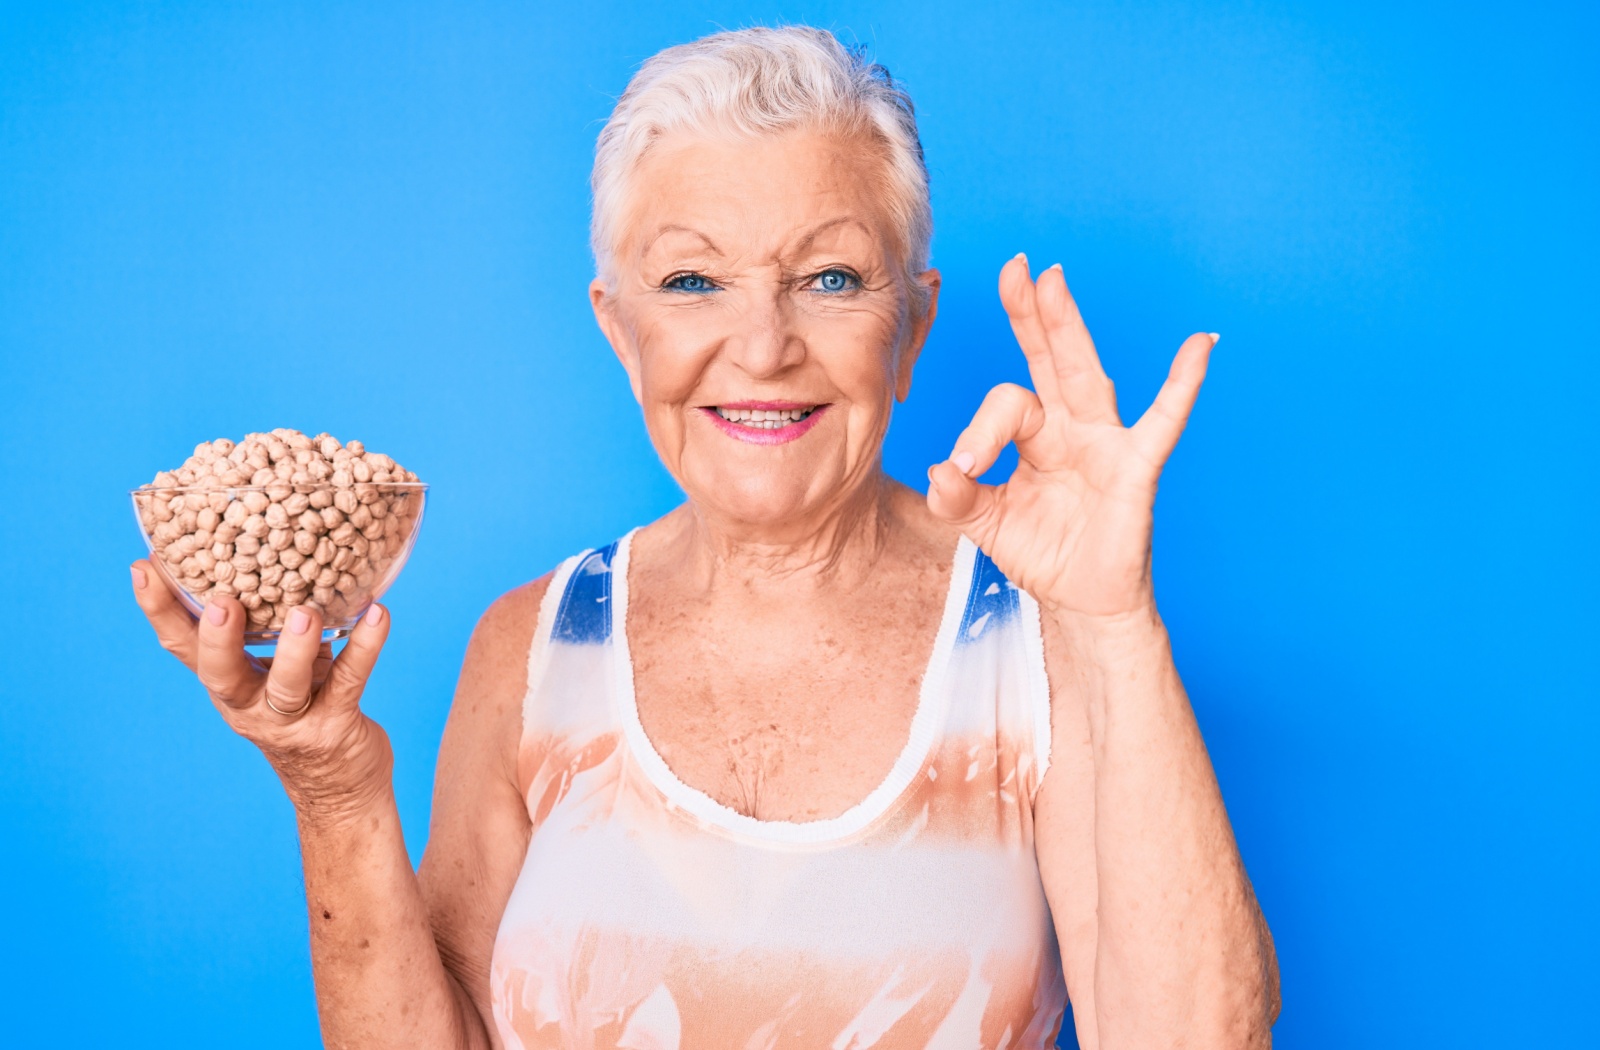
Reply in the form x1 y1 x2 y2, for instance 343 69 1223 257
639 225 723 258
638 217 878 263
791 217 875 256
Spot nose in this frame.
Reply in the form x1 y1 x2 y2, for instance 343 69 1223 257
725 285 805 379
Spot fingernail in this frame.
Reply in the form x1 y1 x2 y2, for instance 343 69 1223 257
1208 332 1221 344
130 565 147 589
952 451 977 474
926 464 938 484
287 608 310 635
1013 252 1027 264
364 604 383 627
205 603 226 626
1046 263 1063 273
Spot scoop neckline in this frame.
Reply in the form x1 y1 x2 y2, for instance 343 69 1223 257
609 527 973 846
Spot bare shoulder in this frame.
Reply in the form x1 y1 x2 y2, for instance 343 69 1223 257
472 573 558 667
444 571 560 780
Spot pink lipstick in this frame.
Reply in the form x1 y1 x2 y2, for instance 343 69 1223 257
701 401 830 446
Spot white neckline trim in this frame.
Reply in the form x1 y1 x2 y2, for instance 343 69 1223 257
610 528 975 846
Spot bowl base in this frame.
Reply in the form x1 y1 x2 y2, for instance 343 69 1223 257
243 626 351 649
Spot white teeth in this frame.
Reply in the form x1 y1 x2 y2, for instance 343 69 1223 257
714 406 816 428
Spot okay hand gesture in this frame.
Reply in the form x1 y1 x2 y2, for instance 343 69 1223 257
927 255 1216 619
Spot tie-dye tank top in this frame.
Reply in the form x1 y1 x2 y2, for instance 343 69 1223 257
490 529 1068 1049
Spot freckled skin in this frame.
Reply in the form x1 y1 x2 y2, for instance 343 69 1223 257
592 128 954 822
629 489 951 821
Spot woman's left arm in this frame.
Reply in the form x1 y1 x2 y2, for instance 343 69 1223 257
927 256 1279 1049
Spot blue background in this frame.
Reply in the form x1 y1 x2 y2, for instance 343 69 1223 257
1 1 1594 1045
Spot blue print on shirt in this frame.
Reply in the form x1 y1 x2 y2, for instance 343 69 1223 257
552 540 619 645
957 548 1021 646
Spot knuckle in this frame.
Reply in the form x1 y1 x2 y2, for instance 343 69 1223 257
264 683 309 713
327 658 369 697
196 673 236 703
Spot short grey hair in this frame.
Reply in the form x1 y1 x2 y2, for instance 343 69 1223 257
591 26 932 292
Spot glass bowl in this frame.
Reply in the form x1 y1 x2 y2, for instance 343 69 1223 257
131 480 427 643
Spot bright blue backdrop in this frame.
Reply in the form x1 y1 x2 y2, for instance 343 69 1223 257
1 1 1594 1045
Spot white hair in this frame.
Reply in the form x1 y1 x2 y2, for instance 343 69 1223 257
591 26 932 294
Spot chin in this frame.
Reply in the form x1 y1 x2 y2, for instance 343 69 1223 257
693 466 834 528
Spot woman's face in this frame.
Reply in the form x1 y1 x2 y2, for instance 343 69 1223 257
591 128 939 533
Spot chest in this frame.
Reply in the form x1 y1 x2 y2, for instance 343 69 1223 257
626 577 943 823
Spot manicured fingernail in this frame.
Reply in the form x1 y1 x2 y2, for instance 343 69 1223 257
130 565 147 589
1046 263 1063 273
1013 252 1027 264
287 608 310 635
1209 332 1221 344
952 451 977 474
365 604 383 626
926 464 938 484
205 603 226 626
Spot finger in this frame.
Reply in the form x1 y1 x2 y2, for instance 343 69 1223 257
1131 332 1216 465
194 596 263 708
261 604 324 718
998 254 1065 407
1034 264 1120 424
926 461 1004 553
130 560 200 669
254 642 330 677
321 604 391 712
944 383 1046 479
311 642 335 692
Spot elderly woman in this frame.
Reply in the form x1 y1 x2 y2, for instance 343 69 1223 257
130 25 1277 1050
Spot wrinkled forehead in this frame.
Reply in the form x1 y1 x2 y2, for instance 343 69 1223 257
614 127 905 272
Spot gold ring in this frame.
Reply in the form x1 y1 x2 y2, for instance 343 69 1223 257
264 693 312 718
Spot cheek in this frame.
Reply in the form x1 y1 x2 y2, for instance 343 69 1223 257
814 308 904 407
633 314 713 405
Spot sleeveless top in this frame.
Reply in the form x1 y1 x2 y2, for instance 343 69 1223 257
490 530 1068 1049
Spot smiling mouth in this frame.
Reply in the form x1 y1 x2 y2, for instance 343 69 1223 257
700 402 830 445
711 405 820 429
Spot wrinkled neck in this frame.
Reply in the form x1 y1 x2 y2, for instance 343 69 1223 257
669 469 900 593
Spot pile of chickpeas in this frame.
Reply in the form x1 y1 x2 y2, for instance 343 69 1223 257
135 429 423 631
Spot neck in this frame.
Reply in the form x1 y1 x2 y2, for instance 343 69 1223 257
663 470 901 591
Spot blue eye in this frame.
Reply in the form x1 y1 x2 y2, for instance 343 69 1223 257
665 273 718 294
812 269 858 293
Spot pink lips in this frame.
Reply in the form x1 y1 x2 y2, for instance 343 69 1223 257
701 401 830 446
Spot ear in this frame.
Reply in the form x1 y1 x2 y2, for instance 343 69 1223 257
590 277 643 404
895 268 941 403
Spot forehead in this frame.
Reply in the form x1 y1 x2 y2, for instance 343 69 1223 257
622 127 898 263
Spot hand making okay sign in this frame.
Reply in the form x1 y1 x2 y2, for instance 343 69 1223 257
926 254 1217 620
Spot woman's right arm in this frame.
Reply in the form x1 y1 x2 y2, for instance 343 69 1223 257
130 560 548 1050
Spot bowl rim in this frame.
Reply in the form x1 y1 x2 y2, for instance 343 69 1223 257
130 481 430 496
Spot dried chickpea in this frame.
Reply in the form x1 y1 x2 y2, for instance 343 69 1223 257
138 428 420 630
